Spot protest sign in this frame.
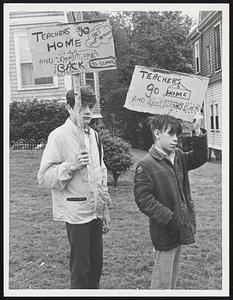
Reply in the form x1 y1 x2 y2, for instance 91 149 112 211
124 65 209 122
27 19 116 77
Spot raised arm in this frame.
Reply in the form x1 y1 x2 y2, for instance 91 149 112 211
180 112 208 171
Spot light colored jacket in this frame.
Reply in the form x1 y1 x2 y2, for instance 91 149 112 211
38 118 111 224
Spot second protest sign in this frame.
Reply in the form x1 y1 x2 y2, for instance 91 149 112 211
124 65 209 122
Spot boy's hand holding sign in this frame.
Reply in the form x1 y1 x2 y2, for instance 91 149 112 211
193 111 204 136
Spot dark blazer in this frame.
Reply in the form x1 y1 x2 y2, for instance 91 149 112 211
134 130 208 251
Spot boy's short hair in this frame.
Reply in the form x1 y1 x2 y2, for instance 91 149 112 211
66 86 96 109
148 114 183 139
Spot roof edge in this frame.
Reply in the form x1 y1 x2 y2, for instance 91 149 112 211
188 11 221 41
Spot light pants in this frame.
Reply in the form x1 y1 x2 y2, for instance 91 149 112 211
151 245 183 289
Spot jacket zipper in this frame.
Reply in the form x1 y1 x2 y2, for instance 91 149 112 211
89 134 97 215
164 158 186 209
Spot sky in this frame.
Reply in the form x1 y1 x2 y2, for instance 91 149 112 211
181 8 199 29
5 3 205 33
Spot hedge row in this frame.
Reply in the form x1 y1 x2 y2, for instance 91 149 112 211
10 100 133 186
10 99 193 152
10 100 68 141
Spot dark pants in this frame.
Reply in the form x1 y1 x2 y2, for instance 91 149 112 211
66 218 103 289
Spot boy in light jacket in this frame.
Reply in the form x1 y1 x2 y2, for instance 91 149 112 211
38 87 111 289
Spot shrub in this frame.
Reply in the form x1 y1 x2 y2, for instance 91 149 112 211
97 127 133 187
101 87 149 149
10 99 68 141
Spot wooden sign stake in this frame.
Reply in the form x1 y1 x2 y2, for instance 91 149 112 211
72 74 88 181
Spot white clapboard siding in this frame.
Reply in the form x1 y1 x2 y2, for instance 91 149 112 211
9 28 18 97
10 28 66 101
9 11 102 120
9 12 67 102
204 82 222 150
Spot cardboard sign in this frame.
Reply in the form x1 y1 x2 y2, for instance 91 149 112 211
124 65 209 122
27 19 116 77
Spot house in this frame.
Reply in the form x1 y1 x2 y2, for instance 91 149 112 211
9 10 102 123
188 11 222 159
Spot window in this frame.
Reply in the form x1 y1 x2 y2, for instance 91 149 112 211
85 73 95 92
210 103 220 130
194 41 200 73
210 104 214 129
214 24 221 70
215 104 219 130
206 45 212 74
15 34 54 89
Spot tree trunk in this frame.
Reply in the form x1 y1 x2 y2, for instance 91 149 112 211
113 173 119 187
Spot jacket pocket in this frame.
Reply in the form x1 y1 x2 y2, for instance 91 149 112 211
179 223 195 244
66 197 87 201
149 219 180 249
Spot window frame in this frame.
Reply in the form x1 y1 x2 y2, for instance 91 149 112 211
214 22 221 72
210 104 214 130
84 72 96 93
206 45 212 75
194 40 200 74
14 32 58 91
210 103 220 132
215 103 219 130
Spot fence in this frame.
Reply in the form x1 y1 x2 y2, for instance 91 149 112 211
10 139 47 150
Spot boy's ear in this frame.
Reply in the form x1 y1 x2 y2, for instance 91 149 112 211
153 129 160 137
66 104 72 113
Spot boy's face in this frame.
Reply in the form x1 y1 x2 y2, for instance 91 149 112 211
154 126 178 153
68 102 94 127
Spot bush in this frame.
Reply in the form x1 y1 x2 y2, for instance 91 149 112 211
97 127 133 187
10 100 68 141
101 87 150 149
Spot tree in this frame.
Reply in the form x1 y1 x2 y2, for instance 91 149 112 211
99 11 194 93
101 87 149 148
82 11 194 97
82 11 195 148
128 11 193 73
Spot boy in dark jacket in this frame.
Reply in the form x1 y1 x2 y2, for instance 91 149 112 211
134 113 208 289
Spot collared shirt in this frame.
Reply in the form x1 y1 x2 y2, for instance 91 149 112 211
153 145 175 165
84 126 91 135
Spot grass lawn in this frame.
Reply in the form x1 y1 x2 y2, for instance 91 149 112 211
8 149 222 290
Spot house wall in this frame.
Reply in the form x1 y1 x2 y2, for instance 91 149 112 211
190 11 222 152
199 14 222 84
199 11 213 22
9 11 67 101
201 14 222 151
204 81 222 150
9 11 102 119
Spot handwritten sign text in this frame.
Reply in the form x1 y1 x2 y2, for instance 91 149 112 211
124 66 209 122
27 20 116 77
